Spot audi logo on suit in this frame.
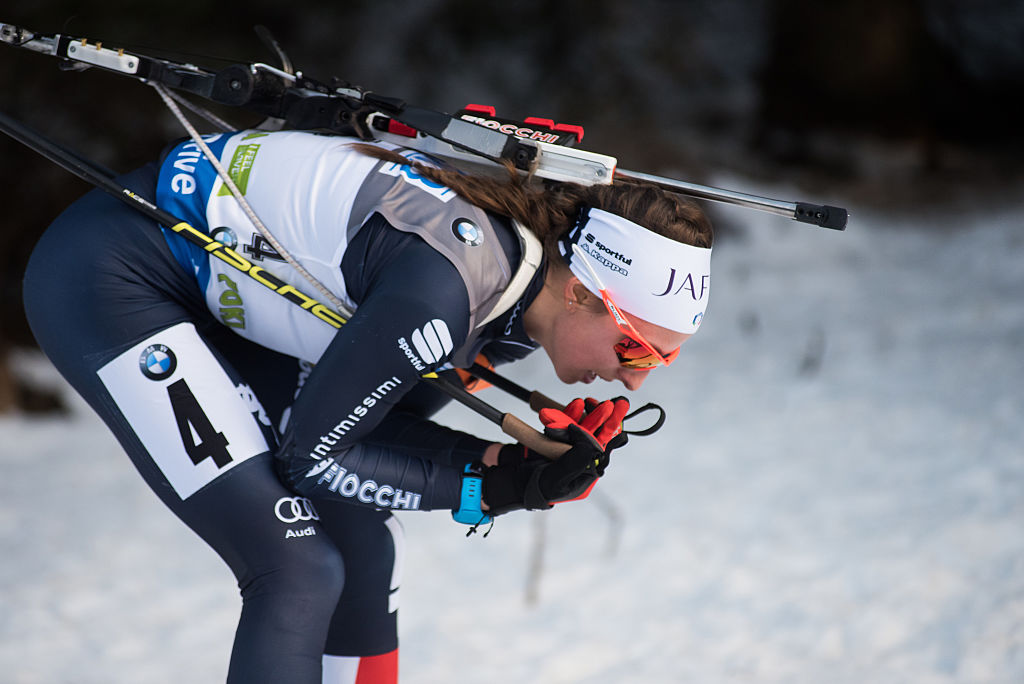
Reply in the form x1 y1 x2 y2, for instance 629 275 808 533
274 496 320 523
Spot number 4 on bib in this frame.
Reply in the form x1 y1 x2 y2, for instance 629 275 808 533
167 378 232 468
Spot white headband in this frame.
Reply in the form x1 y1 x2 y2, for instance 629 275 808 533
559 208 712 334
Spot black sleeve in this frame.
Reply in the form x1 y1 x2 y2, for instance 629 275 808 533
359 384 493 468
274 229 489 512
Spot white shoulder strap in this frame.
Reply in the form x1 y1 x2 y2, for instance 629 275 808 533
476 219 543 328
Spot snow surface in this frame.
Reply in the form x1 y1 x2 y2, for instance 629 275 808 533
1 180 1022 683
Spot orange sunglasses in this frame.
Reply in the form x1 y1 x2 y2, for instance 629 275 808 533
572 244 680 369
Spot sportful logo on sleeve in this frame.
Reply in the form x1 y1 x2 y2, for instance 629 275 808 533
412 319 453 363
397 319 453 372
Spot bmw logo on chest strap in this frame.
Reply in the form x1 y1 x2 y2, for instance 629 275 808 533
211 226 238 249
452 218 483 246
139 343 178 380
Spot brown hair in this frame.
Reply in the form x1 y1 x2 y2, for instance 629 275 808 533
351 143 713 267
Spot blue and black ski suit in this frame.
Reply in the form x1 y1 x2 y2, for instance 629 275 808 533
22 130 545 683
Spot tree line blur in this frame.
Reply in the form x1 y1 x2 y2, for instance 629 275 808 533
1 0 1021 410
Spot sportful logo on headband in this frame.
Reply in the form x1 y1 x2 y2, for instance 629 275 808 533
583 233 632 269
560 208 712 334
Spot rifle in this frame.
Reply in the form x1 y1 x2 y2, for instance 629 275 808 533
0 21 848 230
0 22 846 456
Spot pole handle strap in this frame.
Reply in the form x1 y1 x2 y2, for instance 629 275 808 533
622 402 666 437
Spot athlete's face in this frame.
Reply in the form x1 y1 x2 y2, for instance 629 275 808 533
548 298 690 391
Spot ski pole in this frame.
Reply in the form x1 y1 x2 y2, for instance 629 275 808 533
469 363 565 412
469 362 667 438
0 109 347 329
427 373 569 458
0 108 573 457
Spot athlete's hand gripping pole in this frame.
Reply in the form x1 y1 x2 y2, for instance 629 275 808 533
467 361 666 441
540 397 630 451
480 399 628 516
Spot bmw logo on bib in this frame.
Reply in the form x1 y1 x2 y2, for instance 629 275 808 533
452 219 483 247
211 226 238 249
139 344 177 380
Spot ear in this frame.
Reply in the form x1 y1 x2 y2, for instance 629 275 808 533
563 275 590 310
564 277 599 312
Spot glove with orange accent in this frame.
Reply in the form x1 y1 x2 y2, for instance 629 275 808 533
539 396 630 452
481 398 629 516
539 396 629 502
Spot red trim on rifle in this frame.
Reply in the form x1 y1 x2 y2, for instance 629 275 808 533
523 116 555 129
553 123 584 142
386 119 419 138
463 104 497 116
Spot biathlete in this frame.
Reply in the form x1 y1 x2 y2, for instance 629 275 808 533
22 129 713 683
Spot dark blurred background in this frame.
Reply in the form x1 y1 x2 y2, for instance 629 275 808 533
2 0 1022 411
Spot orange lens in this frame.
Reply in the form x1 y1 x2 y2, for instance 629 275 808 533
613 337 680 368
600 291 679 368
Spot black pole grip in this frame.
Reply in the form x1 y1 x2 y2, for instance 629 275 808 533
794 202 848 231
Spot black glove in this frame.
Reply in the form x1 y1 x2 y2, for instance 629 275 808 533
482 423 626 516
